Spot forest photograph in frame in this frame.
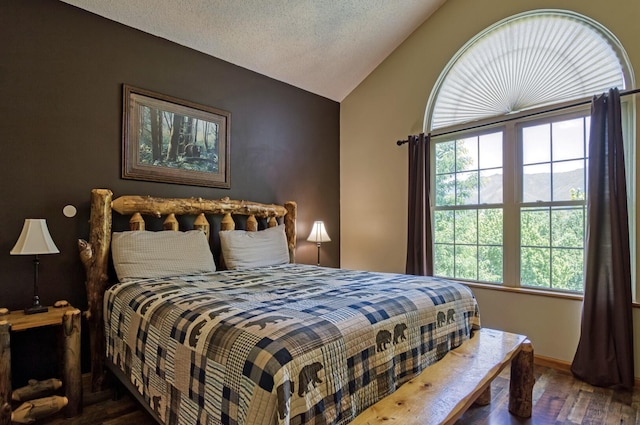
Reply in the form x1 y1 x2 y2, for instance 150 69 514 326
122 84 230 188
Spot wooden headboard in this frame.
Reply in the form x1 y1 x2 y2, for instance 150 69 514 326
77 188 297 391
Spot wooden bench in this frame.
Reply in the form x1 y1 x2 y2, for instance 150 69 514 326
351 328 534 425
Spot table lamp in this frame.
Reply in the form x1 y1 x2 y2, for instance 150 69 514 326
307 221 331 266
11 219 60 314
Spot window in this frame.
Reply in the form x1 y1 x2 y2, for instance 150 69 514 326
433 111 589 291
426 10 631 131
519 115 589 291
433 130 504 283
426 10 634 293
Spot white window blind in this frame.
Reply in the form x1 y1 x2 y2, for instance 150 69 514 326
428 10 631 131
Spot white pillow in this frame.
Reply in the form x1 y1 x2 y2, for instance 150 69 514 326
219 225 289 270
111 230 216 281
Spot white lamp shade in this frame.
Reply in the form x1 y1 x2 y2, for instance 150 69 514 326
10 219 60 255
307 221 331 243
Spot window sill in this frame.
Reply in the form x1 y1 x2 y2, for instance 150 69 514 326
460 281 640 309
463 281 583 301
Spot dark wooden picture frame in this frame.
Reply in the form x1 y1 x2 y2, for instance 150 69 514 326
122 85 231 188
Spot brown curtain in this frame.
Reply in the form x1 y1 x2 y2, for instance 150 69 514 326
406 133 433 276
571 88 634 390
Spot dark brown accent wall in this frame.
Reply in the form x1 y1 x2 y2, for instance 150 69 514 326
0 1 340 313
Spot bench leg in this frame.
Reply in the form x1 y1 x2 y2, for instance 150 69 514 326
508 339 534 418
474 386 492 406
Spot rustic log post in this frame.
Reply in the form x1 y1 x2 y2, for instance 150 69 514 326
246 215 258 232
78 188 113 391
284 201 297 263
129 212 145 231
112 195 287 218
221 213 235 231
0 321 10 425
474 386 491 406
268 217 278 228
163 213 179 231
509 339 534 418
62 309 82 417
193 213 210 240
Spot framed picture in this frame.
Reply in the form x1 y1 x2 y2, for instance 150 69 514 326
122 84 231 188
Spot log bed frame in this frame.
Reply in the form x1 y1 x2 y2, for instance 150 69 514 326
77 188 534 425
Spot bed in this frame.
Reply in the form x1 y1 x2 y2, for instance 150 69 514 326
78 189 533 425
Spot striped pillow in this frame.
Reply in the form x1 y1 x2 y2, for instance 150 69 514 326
112 230 216 281
219 225 289 270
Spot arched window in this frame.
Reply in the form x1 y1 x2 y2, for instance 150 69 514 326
425 10 635 293
426 9 633 131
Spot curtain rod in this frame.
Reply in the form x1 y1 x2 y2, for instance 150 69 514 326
396 87 640 146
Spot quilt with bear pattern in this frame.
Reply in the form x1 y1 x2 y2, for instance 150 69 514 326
104 263 480 425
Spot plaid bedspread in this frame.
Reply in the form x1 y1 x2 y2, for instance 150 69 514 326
104 264 480 425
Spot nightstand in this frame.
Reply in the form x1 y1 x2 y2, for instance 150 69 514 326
0 306 81 424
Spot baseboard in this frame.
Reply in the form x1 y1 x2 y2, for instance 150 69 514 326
534 354 640 388
533 354 571 372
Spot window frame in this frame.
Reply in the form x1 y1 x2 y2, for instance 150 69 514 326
431 104 597 293
515 110 590 292
432 126 506 284
424 8 637 299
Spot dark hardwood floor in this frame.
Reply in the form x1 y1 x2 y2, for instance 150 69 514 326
457 365 639 424
32 365 639 425
30 377 157 425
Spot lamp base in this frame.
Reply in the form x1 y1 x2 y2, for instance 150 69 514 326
25 305 48 315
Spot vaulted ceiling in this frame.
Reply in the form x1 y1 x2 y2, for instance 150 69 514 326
60 0 446 101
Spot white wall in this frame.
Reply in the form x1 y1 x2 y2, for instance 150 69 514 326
341 0 640 373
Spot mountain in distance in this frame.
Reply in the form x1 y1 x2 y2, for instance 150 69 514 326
480 168 585 203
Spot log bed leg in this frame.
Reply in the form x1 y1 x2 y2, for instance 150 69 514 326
0 321 10 425
508 339 534 418
63 309 82 418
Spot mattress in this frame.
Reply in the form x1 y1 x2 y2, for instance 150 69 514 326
104 264 480 425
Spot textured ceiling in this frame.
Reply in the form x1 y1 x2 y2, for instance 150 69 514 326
59 0 445 101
